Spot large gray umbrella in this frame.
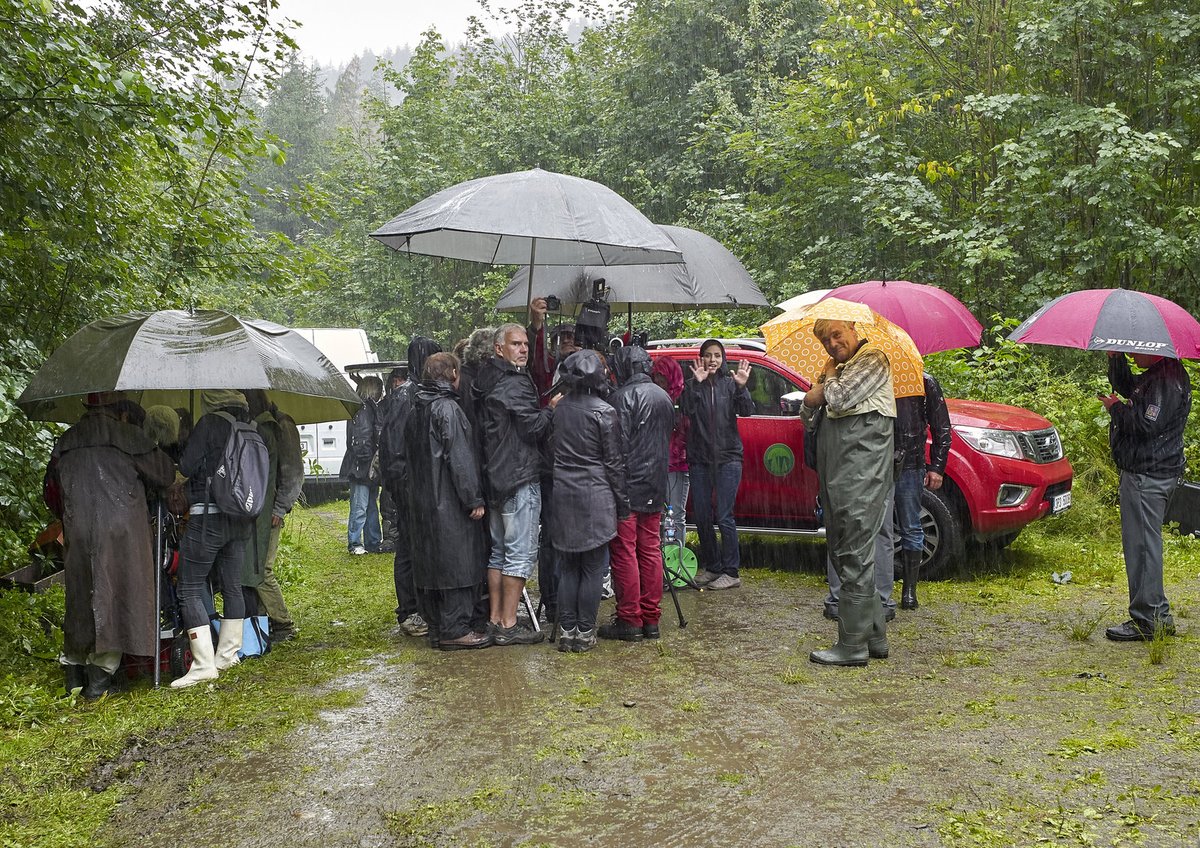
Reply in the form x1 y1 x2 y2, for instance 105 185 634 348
18 309 362 425
496 225 771 313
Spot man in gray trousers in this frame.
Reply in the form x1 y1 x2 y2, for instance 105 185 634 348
1100 351 1190 641
802 319 895 667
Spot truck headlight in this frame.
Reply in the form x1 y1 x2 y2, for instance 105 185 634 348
955 425 1024 459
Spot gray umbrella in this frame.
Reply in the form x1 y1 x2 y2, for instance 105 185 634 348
18 309 362 425
496 225 771 313
371 168 682 265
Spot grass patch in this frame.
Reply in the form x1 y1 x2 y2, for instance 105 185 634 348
0 503 398 848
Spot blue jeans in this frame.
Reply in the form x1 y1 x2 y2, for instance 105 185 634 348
488 482 541 579
690 462 742 576
894 468 924 552
348 482 381 550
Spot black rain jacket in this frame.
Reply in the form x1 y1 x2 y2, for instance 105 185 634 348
894 372 952 473
1108 355 1191 477
378 336 442 496
472 355 553 503
549 352 629 552
679 339 754 466
611 346 675 512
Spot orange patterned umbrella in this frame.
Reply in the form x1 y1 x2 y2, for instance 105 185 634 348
761 298 925 398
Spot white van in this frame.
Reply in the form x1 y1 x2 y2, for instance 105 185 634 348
291 328 377 480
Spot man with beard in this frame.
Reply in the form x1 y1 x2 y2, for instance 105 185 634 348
472 322 556 645
403 353 492 650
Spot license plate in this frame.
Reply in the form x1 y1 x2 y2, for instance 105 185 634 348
1051 491 1072 514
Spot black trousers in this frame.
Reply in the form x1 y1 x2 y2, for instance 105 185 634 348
557 544 608 632
416 585 482 642
391 492 418 623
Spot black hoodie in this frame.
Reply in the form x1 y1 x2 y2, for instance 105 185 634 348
679 339 754 466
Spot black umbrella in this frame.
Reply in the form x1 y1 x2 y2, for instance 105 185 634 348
497 225 770 313
18 310 362 424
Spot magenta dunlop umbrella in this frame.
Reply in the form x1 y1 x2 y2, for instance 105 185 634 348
1008 288 1200 359
819 280 983 355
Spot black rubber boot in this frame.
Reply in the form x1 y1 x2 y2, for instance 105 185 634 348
810 591 870 667
900 549 921 610
82 664 115 701
64 664 86 695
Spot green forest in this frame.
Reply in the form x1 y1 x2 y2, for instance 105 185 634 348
3 0 1200 563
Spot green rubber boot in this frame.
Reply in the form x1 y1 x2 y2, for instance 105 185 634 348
810 590 870 667
868 595 889 659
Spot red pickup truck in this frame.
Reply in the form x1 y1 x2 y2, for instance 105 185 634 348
647 340 1073 578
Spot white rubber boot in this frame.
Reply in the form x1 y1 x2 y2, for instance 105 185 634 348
214 618 243 671
171 626 218 688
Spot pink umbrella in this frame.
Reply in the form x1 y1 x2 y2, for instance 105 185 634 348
1009 288 1200 359
819 280 983 355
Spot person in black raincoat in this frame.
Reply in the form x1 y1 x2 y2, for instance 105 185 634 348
402 352 492 650
550 350 629 652
378 336 442 636
601 345 675 642
50 391 175 699
679 339 753 590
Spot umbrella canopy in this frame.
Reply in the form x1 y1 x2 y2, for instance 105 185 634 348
18 310 363 424
496 225 770 312
1008 288 1200 359
761 298 925 398
370 167 683 267
777 289 832 312
820 280 983 355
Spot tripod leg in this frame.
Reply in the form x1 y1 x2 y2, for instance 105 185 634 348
521 587 541 633
661 540 688 629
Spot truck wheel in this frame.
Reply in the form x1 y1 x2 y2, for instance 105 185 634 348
917 489 964 580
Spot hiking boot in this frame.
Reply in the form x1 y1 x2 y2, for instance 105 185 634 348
707 574 741 590
692 569 722 586
399 613 429 637
438 631 492 651
598 618 644 642
557 625 578 653
1105 619 1176 642
572 628 597 652
378 541 396 553
642 623 661 639
493 623 545 646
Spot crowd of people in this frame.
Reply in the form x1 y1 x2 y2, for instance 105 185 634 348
46 389 304 698
43 299 1188 696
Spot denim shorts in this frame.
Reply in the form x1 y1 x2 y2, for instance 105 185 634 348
488 482 541 579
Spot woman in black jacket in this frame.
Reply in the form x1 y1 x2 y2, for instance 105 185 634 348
680 339 753 590
550 350 629 652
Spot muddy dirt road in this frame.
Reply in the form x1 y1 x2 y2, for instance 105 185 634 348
99 552 1199 848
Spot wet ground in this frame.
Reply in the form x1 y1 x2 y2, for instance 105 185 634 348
98 537 1199 848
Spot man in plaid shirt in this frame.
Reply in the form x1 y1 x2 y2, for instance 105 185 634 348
801 320 896 667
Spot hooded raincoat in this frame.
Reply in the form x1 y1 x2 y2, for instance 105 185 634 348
403 380 487 590
611 346 675 513
679 339 754 466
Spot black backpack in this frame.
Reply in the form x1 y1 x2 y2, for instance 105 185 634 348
208 411 270 519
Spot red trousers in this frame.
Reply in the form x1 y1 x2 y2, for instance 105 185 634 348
609 511 663 626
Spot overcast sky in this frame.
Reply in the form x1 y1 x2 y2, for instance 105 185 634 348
278 0 485 67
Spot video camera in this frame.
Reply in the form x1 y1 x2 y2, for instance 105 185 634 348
574 278 611 351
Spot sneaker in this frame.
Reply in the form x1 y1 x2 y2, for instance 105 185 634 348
706 574 741 590
692 569 722 586
399 613 429 637
572 628 597 653
349 545 367 555
492 623 545 646
598 618 644 642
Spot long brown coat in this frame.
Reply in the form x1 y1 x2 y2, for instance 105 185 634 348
53 410 175 658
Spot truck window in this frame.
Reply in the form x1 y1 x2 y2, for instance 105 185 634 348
731 359 800 416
